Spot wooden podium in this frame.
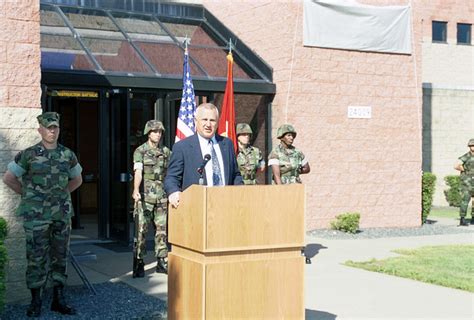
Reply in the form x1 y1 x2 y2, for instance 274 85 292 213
168 184 305 319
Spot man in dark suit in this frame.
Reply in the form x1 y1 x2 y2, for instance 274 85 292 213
164 103 243 208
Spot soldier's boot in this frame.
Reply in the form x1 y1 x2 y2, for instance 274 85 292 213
51 285 77 315
156 257 168 274
470 217 474 225
460 217 469 226
26 288 42 318
135 259 145 278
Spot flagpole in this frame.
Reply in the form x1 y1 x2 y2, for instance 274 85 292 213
184 35 189 53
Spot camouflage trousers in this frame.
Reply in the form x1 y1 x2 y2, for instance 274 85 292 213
459 186 474 218
23 218 71 289
137 201 168 259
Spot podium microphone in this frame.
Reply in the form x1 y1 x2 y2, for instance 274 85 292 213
197 154 211 174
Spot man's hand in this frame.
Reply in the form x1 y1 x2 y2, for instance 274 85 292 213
169 191 181 208
2 170 22 195
132 189 141 202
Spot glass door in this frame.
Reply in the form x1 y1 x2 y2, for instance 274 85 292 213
109 89 131 242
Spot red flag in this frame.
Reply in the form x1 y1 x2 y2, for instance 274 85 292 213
218 52 237 153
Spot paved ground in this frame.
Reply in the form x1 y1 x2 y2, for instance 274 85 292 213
305 231 474 319
11 216 474 319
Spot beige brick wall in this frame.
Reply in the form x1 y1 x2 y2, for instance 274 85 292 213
420 0 473 87
419 0 474 206
204 0 423 229
423 86 474 206
0 0 41 303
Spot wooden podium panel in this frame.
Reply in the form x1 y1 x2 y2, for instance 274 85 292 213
205 255 304 319
169 248 304 320
168 185 305 319
168 254 204 319
169 184 305 252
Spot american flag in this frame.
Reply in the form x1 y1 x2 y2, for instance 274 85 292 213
175 49 196 142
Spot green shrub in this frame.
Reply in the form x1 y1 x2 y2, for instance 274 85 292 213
0 217 7 312
330 212 360 234
0 218 6 242
422 172 437 224
444 175 462 207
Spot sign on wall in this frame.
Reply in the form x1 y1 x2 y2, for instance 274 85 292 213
348 106 372 119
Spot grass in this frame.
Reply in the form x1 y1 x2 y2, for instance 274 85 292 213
428 206 460 219
345 245 474 292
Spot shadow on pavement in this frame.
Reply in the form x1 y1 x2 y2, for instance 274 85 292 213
304 243 328 259
305 309 337 320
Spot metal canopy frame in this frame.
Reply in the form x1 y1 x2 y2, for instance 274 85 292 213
40 0 275 95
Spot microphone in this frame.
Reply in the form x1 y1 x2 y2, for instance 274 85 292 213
197 154 211 174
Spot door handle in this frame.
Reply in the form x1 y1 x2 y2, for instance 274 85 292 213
119 173 133 182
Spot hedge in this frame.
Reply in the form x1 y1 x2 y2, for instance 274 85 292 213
444 175 462 207
422 172 436 224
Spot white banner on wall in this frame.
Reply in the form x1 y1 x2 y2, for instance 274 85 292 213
303 0 412 54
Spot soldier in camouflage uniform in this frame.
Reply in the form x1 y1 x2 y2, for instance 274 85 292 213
268 124 310 184
236 123 265 185
2 112 82 317
454 138 474 226
132 120 171 276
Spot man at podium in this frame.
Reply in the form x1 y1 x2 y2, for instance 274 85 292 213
164 103 242 208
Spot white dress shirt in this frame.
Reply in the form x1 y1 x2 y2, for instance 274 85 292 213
197 134 226 186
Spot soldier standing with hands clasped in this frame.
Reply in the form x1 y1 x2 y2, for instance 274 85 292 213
132 120 171 277
454 138 474 226
2 112 82 317
236 123 265 185
268 124 310 184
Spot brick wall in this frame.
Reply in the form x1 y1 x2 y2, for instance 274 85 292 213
418 0 474 206
423 87 474 206
0 0 41 303
420 0 473 87
204 0 423 229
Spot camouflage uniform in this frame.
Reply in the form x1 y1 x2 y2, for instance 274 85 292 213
236 123 264 185
268 124 307 184
7 115 82 289
458 139 474 219
133 121 170 260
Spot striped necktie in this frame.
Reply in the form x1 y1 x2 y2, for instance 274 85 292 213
210 140 222 186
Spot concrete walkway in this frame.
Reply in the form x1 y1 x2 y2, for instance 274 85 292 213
66 218 474 319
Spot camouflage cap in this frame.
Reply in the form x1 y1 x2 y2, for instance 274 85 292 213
236 123 252 135
37 112 60 128
277 124 297 139
468 138 474 146
143 120 165 135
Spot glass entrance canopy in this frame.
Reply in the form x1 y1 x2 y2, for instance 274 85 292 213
40 0 273 87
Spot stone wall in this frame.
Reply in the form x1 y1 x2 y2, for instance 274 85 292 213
0 0 41 303
204 0 423 229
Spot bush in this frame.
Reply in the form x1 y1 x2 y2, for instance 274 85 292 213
0 218 6 242
444 175 462 207
330 212 360 234
0 217 7 312
422 172 437 224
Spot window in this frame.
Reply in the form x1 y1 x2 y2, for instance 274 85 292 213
457 23 472 45
432 21 447 43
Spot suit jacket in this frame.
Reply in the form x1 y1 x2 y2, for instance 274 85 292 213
164 134 243 195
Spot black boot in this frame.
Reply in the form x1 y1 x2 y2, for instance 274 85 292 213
134 259 145 278
470 217 474 225
460 217 469 226
156 257 168 274
26 288 41 317
51 285 76 315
